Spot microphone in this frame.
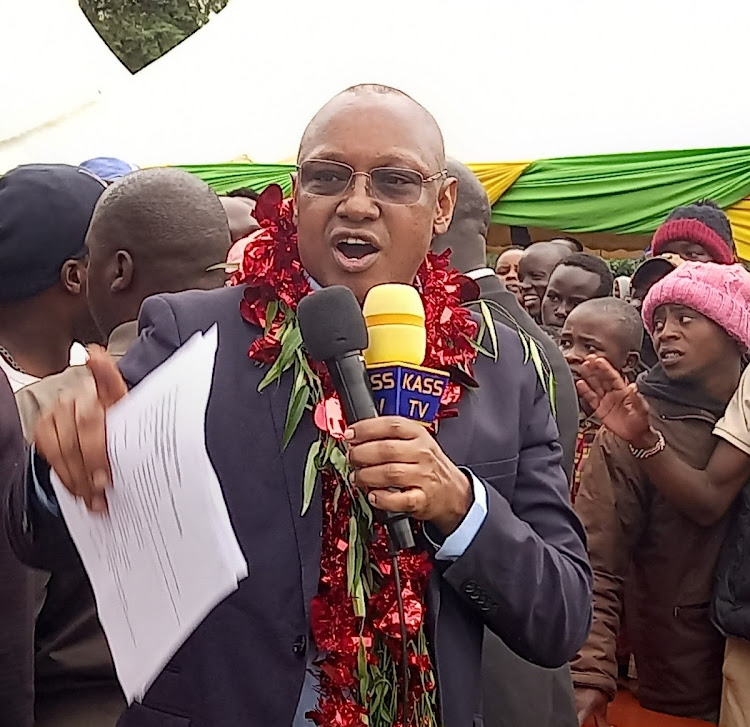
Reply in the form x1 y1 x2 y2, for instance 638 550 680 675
362 284 449 426
297 286 415 551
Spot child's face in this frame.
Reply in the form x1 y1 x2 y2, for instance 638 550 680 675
651 304 738 382
560 307 634 382
541 265 603 330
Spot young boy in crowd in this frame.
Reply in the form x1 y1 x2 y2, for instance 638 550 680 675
572 262 750 726
558 297 642 503
541 253 614 333
576 261 750 727
628 254 683 368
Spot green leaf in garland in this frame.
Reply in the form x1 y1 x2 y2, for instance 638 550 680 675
264 300 279 335
258 322 302 391
478 300 499 361
518 326 531 364
282 367 310 449
347 515 358 595
301 439 321 515
329 446 348 478
357 640 369 703
548 368 557 417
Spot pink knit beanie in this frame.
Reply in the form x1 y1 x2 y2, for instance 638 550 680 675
642 262 750 349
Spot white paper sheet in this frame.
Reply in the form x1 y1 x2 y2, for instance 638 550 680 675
51 325 248 703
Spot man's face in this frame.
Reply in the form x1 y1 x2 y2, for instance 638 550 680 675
541 265 602 329
294 94 456 303
658 239 714 263
651 304 738 382
559 307 632 382
495 248 523 300
518 247 563 320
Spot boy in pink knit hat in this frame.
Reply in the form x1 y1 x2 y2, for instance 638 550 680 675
651 200 736 264
577 262 750 727
572 262 750 725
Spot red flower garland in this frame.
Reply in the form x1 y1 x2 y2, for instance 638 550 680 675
234 184 479 726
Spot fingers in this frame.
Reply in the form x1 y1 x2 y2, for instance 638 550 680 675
87 346 128 409
74 393 111 511
575 379 601 411
345 416 423 445
347 438 420 469
625 383 650 417
33 389 111 513
34 409 74 494
363 482 427 513
580 356 627 398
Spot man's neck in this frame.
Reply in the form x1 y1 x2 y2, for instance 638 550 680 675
0 304 73 378
701 359 743 406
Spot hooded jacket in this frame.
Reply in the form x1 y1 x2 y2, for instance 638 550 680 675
571 365 733 720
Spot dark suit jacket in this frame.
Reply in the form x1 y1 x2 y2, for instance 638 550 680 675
0 371 33 727
475 273 578 480
474 273 579 727
6 285 591 727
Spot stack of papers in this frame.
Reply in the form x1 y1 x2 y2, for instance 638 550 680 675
52 325 248 703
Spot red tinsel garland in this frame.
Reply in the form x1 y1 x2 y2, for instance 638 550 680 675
233 184 479 726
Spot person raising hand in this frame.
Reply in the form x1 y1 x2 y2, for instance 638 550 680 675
575 261 750 727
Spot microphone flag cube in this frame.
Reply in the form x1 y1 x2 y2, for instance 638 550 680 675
367 363 450 424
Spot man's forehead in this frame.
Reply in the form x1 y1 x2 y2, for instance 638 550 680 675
298 91 444 168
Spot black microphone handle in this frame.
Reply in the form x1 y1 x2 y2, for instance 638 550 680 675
327 353 415 551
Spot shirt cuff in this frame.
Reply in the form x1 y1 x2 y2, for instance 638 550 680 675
29 445 60 516
428 468 488 561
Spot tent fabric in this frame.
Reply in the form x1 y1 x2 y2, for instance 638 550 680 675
726 200 750 261
490 147 750 234
5 0 750 170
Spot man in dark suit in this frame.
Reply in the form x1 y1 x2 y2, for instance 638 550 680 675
432 160 579 727
8 84 591 727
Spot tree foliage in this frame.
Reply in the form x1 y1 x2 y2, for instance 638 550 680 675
79 0 230 73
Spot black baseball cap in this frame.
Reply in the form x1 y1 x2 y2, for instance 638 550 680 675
0 164 105 301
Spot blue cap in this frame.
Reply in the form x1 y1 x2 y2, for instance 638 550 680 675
79 157 139 182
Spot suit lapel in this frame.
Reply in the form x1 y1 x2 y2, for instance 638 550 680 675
265 373 322 619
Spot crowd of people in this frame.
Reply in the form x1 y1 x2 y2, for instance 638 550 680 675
0 84 748 727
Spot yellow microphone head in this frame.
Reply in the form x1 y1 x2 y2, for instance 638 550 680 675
362 283 426 366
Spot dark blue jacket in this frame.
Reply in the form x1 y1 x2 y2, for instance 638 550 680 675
6 285 591 727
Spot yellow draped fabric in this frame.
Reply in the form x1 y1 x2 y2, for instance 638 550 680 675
726 197 750 261
467 162 530 205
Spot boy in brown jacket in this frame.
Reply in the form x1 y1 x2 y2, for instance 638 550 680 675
572 262 750 725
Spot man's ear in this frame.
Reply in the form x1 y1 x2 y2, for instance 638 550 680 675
111 250 134 293
623 350 640 374
432 177 457 236
291 172 298 225
60 258 85 295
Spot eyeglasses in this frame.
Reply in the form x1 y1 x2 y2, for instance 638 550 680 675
297 159 448 205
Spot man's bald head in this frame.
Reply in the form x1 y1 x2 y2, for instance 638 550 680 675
293 84 456 303
86 168 231 335
518 241 574 320
298 84 445 168
431 159 490 273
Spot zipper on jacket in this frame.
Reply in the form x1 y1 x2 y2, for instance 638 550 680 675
673 602 711 618
659 412 717 426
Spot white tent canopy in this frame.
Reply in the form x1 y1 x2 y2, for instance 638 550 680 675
2 0 750 171
0 0 129 153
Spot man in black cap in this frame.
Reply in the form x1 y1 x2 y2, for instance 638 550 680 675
0 164 105 391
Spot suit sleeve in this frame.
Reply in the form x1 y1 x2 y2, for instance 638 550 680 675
570 428 648 699
4 295 184 573
441 370 593 668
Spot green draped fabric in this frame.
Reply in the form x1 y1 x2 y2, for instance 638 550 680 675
178 163 295 196
490 147 750 234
